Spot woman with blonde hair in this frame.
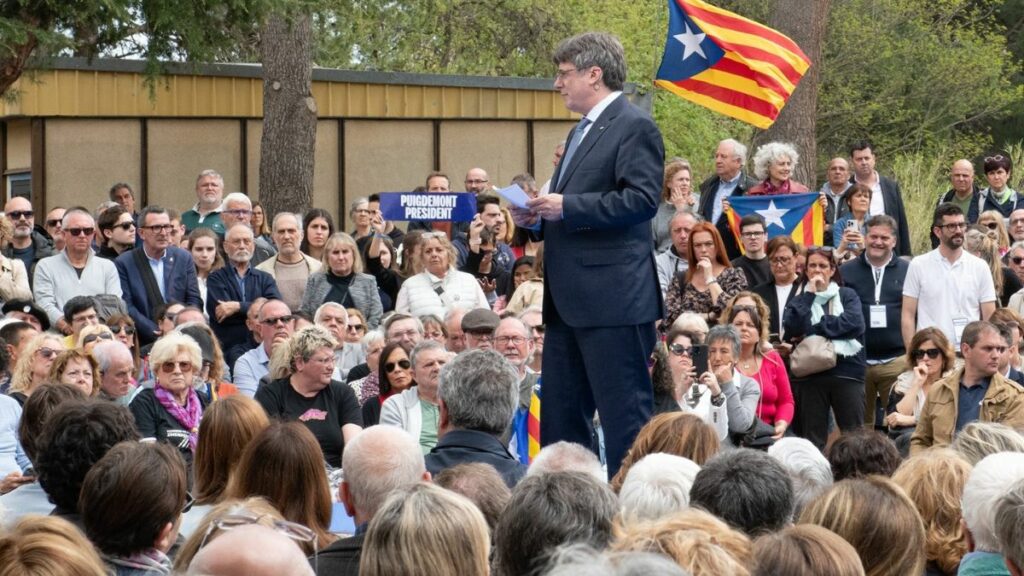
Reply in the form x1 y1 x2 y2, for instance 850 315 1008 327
610 412 720 492
652 158 698 253
0 515 108 576
799 476 926 576
48 349 100 397
360 482 491 576
610 508 752 576
76 324 114 355
225 422 336 553
394 232 488 318
752 524 864 576
952 421 1024 465
300 232 383 329
891 449 972 576
967 226 1021 306
7 332 66 405
181 395 270 537
978 209 1011 254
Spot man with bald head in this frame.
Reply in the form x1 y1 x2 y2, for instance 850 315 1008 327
931 159 982 248
820 157 852 246
2 196 54 282
187 524 314 576
464 167 492 195
257 212 322 311
318 425 430 574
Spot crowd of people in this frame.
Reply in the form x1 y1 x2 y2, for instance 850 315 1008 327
7 35 1024 576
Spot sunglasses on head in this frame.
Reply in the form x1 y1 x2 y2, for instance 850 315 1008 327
911 348 942 361
385 359 411 373
81 332 114 345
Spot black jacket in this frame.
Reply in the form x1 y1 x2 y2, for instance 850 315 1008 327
930 186 983 248
424 429 526 489
839 253 909 361
697 172 759 260
850 175 912 256
752 280 800 339
783 287 867 381
313 533 363 576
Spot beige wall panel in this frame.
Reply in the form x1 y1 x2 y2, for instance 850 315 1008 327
439 121 528 191
343 120 433 230
44 119 140 213
6 120 31 170
244 120 340 224
532 121 577 188
147 119 242 210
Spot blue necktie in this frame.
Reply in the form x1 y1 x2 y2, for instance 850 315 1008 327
556 117 591 188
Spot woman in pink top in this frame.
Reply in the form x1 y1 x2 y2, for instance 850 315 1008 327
725 292 794 439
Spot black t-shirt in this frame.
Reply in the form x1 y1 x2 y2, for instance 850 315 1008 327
255 378 362 468
130 388 208 468
731 255 772 289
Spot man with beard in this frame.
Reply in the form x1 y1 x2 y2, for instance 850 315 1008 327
903 203 996 351
256 212 322 312
206 224 282 356
3 196 54 283
181 169 226 235
493 317 538 412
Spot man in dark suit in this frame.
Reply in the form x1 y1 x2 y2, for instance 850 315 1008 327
511 32 663 479
849 140 913 256
697 138 759 260
115 206 202 345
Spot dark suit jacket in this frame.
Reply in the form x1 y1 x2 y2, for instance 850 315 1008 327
697 172 759 260
205 265 282 349
752 280 799 339
541 94 664 327
115 246 202 344
851 175 912 256
314 533 363 576
424 429 526 489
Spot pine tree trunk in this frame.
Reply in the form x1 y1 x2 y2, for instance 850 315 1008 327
752 0 829 188
259 13 316 217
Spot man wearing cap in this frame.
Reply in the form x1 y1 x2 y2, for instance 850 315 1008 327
1 300 49 332
234 299 295 398
462 308 500 350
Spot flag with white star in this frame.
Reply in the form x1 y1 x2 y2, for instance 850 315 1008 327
654 0 811 128
725 193 823 252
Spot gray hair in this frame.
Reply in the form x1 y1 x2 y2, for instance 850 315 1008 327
91 340 133 373
438 349 518 435
671 312 709 342
220 192 252 212
313 302 347 325
224 223 254 242
272 211 302 233
963 452 1024 552
341 425 425 519
62 207 95 228
361 329 385 355
409 339 446 369
1011 240 1024 255
383 313 424 337
995 477 1024 570
619 453 700 524
753 142 800 180
349 197 369 216
94 200 118 217
527 441 604 483
544 544 689 576
552 32 627 92
768 437 833 518
720 138 748 165
952 421 1024 466
706 324 741 358
195 169 223 187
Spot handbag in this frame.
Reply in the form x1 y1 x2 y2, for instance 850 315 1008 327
732 417 777 450
789 335 836 378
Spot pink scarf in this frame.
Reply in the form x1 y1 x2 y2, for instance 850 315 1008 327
750 178 793 196
154 385 202 451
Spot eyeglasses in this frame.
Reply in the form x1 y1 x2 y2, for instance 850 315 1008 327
160 361 194 374
347 324 365 332
45 219 62 227
983 222 1000 230
142 224 174 232
197 513 316 566
555 67 581 80
669 343 693 357
770 256 794 265
465 179 489 185
110 324 136 336
260 315 294 326
741 231 765 238
65 227 95 237
225 209 252 217
385 359 411 373
939 222 967 231
113 221 136 231
467 332 494 343
495 335 528 346
911 348 942 361
8 210 33 221
81 332 114 345
353 209 371 215
35 347 60 359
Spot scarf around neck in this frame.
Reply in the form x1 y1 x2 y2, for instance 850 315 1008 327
154 384 202 451
810 282 862 357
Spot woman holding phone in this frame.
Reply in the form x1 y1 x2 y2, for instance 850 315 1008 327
653 326 727 441
885 327 956 450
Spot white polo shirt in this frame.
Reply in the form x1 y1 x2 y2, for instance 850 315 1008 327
903 248 996 346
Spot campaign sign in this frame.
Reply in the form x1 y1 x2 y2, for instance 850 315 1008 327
378 192 477 222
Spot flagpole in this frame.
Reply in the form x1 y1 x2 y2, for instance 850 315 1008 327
644 0 670 117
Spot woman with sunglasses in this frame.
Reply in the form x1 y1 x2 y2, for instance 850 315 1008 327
654 326 728 440
105 313 142 377
255 325 362 469
885 327 956 449
129 332 207 469
362 343 414 427
980 154 1022 220
6 332 66 406
782 246 866 450
978 210 1011 255
49 349 100 397
725 295 793 440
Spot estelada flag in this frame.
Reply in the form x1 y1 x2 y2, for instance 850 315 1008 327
654 0 811 128
726 193 823 254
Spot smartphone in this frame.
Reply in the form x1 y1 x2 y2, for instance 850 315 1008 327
846 219 858 229
691 344 709 375
769 333 781 346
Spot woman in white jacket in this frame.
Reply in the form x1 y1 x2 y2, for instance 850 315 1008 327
379 340 450 454
394 232 488 319
0 215 32 303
